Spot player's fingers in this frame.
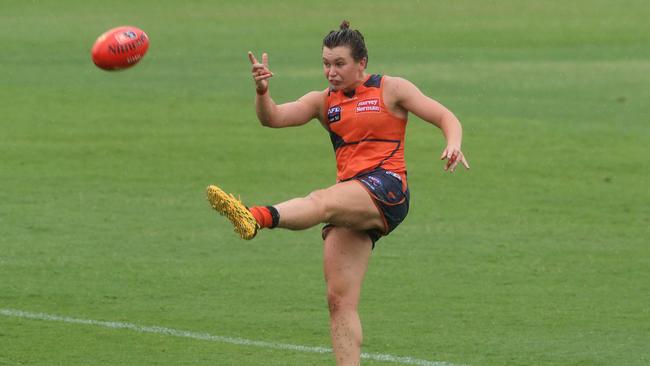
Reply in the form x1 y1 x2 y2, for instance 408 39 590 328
251 63 266 71
447 150 454 160
461 156 470 170
450 150 459 163
450 158 460 172
262 52 269 67
254 73 273 81
254 70 273 77
444 157 453 171
248 51 258 65
446 151 460 170
252 66 271 77
440 149 448 160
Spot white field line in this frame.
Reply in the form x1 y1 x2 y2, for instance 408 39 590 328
0 308 465 366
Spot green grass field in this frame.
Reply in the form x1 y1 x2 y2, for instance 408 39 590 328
1 1 649 365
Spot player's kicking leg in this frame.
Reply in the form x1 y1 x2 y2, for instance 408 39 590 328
206 180 385 237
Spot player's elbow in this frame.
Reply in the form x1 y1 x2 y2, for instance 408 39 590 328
259 116 283 128
256 111 278 128
258 118 273 127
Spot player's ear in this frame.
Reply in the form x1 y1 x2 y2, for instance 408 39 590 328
359 57 367 70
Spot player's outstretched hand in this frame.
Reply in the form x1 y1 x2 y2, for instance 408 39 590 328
440 145 470 173
248 51 274 94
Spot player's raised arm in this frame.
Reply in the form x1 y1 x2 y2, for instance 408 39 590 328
388 76 470 172
248 51 323 128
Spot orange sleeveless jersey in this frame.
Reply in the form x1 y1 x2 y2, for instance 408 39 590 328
325 74 408 182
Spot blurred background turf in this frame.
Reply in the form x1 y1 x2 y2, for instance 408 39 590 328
1 1 649 365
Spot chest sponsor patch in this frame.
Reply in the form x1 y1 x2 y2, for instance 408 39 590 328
356 98 380 113
328 105 341 123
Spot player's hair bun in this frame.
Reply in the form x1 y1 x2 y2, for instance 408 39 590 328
340 20 350 30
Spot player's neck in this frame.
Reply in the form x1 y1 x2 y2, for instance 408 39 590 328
342 73 367 94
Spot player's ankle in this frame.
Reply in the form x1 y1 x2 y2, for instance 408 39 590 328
249 206 279 229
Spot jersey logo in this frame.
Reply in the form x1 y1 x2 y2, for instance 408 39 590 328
356 98 380 113
328 105 342 123
365 176 382 187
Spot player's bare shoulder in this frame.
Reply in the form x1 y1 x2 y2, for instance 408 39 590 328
381 75 412 119
382 75 418 101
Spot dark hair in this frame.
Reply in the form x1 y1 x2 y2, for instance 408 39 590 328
322 20 368 66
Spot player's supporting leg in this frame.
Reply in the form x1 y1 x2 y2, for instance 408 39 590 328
323 226 372 366
274 180 384 232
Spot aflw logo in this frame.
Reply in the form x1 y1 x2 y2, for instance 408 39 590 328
356 98 380 113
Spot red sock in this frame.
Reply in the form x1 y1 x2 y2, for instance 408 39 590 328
249 206 273 228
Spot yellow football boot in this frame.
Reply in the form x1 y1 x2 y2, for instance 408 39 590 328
206 185 258 240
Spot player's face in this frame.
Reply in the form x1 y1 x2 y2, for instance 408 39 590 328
322 46 366 91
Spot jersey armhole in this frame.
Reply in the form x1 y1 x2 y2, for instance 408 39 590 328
380 76 409 122
319 89 331 130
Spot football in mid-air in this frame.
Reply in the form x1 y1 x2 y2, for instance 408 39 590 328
91 26 149 71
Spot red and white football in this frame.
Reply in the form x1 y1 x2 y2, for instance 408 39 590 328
91 26 149 71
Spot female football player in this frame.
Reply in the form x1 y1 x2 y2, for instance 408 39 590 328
207 21 469 366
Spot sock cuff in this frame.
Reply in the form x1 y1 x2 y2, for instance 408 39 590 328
266 206 280 229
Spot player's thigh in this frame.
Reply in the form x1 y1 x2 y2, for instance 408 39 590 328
319 180 383 231
323 226 373 307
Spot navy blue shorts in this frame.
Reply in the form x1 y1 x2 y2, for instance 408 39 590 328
322 168 410 248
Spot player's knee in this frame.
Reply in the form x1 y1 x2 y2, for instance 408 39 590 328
326 279 358 315
327 289 355 315
306 189 332 222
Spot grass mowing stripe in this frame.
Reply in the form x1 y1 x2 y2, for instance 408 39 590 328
0 309 465 366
